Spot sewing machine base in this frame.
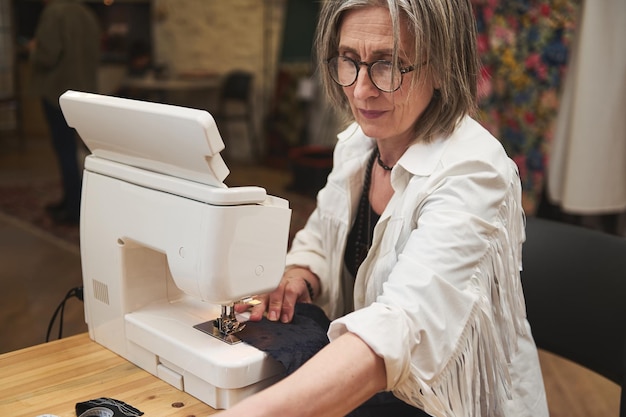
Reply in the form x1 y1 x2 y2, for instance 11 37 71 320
112 297 285 409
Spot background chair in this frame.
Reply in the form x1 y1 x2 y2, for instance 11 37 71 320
522 217 626 416
214 70 260 161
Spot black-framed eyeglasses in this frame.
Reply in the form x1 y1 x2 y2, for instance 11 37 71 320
326 56 416 93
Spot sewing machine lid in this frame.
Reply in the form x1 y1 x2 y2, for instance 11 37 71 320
59 90 229 188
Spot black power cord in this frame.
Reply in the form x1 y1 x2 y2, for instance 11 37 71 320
46 285 84 342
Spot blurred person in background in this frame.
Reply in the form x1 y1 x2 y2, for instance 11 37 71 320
29 0 100 225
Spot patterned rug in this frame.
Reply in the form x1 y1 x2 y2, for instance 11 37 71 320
0 180 80 247
0 178 315 249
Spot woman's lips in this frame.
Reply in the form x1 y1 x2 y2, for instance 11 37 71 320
359 109 386 119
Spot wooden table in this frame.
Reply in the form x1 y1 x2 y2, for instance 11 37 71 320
0 333 218 417
119 75 222 116
120 75 222 110
121 75 221 92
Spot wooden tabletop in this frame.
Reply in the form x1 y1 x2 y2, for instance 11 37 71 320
121 75 221 91
0 333 218 417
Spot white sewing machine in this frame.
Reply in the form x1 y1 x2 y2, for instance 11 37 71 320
59 90 291 409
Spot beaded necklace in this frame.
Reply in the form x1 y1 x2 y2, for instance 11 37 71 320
376 148 394 171
345 148 380 278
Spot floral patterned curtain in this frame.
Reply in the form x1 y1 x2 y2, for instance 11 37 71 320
472 0 579 213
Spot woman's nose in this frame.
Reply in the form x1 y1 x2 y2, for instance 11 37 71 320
352 69 380 99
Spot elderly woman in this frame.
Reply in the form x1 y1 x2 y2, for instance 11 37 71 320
225 1 548 416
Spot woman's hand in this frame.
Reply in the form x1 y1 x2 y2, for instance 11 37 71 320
236 267 320 323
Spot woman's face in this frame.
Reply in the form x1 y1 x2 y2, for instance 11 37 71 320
337 6 435 145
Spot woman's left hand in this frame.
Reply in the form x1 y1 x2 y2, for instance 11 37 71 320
235 267 319 323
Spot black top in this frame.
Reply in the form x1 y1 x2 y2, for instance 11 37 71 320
344 150 380 278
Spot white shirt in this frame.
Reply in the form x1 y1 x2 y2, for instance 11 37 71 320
285 116 548 417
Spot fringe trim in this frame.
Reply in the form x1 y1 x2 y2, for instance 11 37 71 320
395 174 527 417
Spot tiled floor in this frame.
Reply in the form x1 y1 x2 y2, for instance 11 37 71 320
0 133 620 416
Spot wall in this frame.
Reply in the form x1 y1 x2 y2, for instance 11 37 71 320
152 0 286 160
17 0 288 160
153 0 285 109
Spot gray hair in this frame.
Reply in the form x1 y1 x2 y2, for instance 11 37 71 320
315 0 480 143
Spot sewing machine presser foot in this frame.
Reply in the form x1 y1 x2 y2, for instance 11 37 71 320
193 304 246 345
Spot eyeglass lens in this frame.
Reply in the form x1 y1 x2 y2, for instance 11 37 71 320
328 56 399 92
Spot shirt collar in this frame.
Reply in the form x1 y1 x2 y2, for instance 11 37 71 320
397 136 449 176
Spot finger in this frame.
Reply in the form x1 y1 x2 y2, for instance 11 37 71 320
234 302 251 313
279 279 307 323
234 297 263 313
266 285 286 322
248 301 267 322
239 295 267 322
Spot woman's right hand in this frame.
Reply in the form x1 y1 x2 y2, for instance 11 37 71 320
236 267 320 323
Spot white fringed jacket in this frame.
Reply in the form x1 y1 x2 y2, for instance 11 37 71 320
285 116 549 417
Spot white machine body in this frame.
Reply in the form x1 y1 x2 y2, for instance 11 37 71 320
60 91 291 409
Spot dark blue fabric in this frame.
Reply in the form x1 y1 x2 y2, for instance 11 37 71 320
239 303 430 416
238 303 330 375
